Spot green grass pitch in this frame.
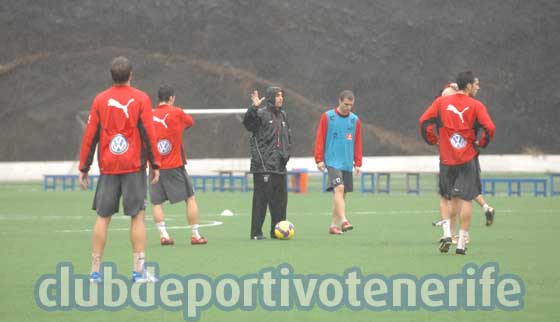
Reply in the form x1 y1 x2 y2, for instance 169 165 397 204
0 182 558 322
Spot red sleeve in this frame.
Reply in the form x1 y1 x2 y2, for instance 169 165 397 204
314 113 328 163
79 98 101 173
419 99 440 145
354 118 362 167
475 102 496 148
183 110 194 129
139 95 161 169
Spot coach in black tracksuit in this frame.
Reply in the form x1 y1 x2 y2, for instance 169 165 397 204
243 86 291 240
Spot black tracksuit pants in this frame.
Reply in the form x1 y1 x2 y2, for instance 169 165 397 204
250 173 287 238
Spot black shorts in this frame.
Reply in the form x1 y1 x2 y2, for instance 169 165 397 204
93 170 147 217
326 167 353 192
439 159 480 201
475 156 482 195
149 166 195 205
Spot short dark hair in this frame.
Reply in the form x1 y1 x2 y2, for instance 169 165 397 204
339 90 355 101
110 56 132 84
158 85 174 102
456 71 475 90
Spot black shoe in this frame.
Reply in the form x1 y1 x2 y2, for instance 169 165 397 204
455 248 467 255
251 235 266 240
439 237 452 253
270 234 278 239
485 208 495 226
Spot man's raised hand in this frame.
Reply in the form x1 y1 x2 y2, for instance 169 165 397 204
251 90 265 107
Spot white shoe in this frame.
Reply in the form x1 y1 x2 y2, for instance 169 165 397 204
132 270 158 283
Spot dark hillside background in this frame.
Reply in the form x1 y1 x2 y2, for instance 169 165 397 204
1 0 559 160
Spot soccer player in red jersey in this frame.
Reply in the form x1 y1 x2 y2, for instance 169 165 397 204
419 71 496 254
149 85 208 246
79 56 161 282
433 81 496 244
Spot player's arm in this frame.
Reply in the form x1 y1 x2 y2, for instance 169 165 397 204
314 113 328 171
474 103 496 148
78 100 101 189
419 100 440 145
138 95 161 179
242 90 264 132
354 118 363 174
182 110 194 129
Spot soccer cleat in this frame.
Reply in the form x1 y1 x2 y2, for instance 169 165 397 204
132 270 158 283
485 207 495 226
432 219 444 227
89 272 102 283
341 221 354 232
160 237 175 245
439 237 452 253
455 248 467 255
252 235 266 240
329 226 343 235
191 236 208 245
452 235 470 245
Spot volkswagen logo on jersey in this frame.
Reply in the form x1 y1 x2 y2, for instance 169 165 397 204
157 139 172 155
450 133 467 149
110 134 129 155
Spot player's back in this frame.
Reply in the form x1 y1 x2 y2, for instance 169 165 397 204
435 93 486 165
152 105 194 169
438 93 482 131
90 85 153 173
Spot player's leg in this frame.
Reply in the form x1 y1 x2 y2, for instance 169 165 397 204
474 156 495 226
326 167 344 234
454 159 479 255
90 215 112 282
89 174 120 282
268 173 288 238
455 200 472 255
437 165 454 253
173 171 207 244
123 171 155 282
152 204 173 245
330 185 345 234
148 169 173 245
250 173 268 239
130 210 146 272
186 196 208 244
475 194 495 226
340 171 354 232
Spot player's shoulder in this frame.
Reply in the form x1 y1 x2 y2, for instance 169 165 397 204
93 87 113 101
325 108 336 116
128 86 150 100
170 105 188 116
462 95 485 109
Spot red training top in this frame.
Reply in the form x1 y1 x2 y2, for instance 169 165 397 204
152 104 194 169
419 93 496 165
79 85 160 174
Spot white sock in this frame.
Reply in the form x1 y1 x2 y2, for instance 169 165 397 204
330 223 338 228
91 253 101 273
133 252 145 273
442 219 451 238
340 215 347 224
156 221 169 239
191 224 201 239
457 230 468 250
482 203 490 211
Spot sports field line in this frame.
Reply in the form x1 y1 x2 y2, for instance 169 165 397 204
55 220 223 233
0 208 558 222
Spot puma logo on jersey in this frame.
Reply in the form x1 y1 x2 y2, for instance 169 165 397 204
153 113 169 128
107 98 134 118
446 104 470 123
